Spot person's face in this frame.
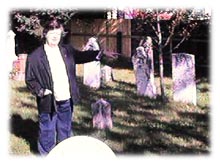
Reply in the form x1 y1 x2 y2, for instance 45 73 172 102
45 28 62 47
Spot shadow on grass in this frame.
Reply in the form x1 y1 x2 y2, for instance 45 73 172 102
10 114 39 154
74 77 210 155
16 86 30 93
10 77 210 155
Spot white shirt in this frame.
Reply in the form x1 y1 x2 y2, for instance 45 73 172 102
44 44 71 101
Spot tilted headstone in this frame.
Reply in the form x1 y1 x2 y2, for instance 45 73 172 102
172 53 196 105
83 37 101 89
132 37 156 98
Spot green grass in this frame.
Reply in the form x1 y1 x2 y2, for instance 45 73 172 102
9 65 210 156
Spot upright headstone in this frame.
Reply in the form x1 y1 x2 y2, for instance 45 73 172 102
83 37 101 89
132 37 156 98
101 65 112 86
172 53 196 105
12 54 27 81
145 37 156 96
91 98 113 129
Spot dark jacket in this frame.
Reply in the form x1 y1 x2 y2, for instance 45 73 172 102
25 44 100 113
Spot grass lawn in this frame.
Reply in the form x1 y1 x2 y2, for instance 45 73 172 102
9 64 210 156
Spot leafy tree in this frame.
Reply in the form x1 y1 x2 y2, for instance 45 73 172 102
10 9 77 38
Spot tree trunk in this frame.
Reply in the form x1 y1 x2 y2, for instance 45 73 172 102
157 12 166 101
159 47 165 100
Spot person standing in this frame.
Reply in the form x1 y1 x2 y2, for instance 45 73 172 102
25 19 117 155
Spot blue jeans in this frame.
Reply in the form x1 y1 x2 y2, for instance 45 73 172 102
38 99 73 155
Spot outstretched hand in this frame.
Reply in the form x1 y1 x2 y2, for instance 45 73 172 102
96 50 120 61
103 50 120 59
97 50 121 67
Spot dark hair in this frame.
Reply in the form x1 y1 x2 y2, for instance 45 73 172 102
42 18 65 43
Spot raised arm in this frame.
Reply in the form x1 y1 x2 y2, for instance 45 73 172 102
72 48 101 64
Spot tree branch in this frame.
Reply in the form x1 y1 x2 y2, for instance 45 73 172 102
172 37 187 50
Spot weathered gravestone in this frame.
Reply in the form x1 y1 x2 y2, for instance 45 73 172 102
101 65 112 86
91 98 113 129
12 54 27 81
83 37 101 89
132 37 156 98
172 53 196 105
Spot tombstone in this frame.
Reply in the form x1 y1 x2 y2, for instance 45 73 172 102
144 37 156 96
132 37 156 98
101 65 112 86
83 37 101 89
91 98 113 129
172 53 196 105
12 54 27 81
